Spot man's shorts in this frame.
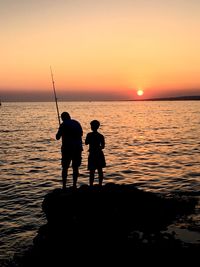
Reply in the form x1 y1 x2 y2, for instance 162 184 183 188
61 149 82 168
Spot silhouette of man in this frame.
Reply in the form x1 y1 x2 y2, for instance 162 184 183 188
56 112 83 189
85 120 106 186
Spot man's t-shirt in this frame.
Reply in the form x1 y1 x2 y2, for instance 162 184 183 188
56 119 83 152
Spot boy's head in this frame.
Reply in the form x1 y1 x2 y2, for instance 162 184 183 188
90 120 100 131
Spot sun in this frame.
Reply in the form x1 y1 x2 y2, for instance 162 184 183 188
137 89 144 96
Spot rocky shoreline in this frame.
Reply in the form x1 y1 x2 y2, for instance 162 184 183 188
5 183 200 266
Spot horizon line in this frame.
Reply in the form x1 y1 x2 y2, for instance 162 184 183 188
1 95 200 103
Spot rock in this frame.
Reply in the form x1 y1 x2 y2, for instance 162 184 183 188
13 183 199 266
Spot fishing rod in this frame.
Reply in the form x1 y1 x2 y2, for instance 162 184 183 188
50 66 61 126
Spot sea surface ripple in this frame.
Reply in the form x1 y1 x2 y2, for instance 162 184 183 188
0 101 200 260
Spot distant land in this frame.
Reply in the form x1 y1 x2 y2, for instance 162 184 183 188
1 95 200 102
134 95 200 101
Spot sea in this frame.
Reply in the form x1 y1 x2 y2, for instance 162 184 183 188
0 101 200 261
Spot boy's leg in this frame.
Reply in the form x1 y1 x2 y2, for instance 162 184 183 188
89 170 95 186
98 168 103 186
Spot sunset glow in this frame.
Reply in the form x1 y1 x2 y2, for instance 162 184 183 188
1 0 200 101
137 90 144 96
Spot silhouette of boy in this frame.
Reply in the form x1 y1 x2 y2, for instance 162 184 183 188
56 112 83 189
85 120 106 186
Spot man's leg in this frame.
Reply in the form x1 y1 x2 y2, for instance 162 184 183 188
61 153 70 189
62 167 68 189
72 150 82 188
72 166 79 188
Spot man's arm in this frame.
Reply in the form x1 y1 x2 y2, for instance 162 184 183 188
78 122 83 137
56 125 62 140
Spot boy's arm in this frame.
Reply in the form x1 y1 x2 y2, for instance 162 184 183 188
101 135 105 149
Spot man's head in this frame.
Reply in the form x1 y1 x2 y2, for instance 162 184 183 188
61 112 71 121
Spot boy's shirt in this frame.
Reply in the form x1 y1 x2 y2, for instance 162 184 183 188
85 132 105 152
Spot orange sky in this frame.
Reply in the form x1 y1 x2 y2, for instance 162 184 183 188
1 0 200 101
